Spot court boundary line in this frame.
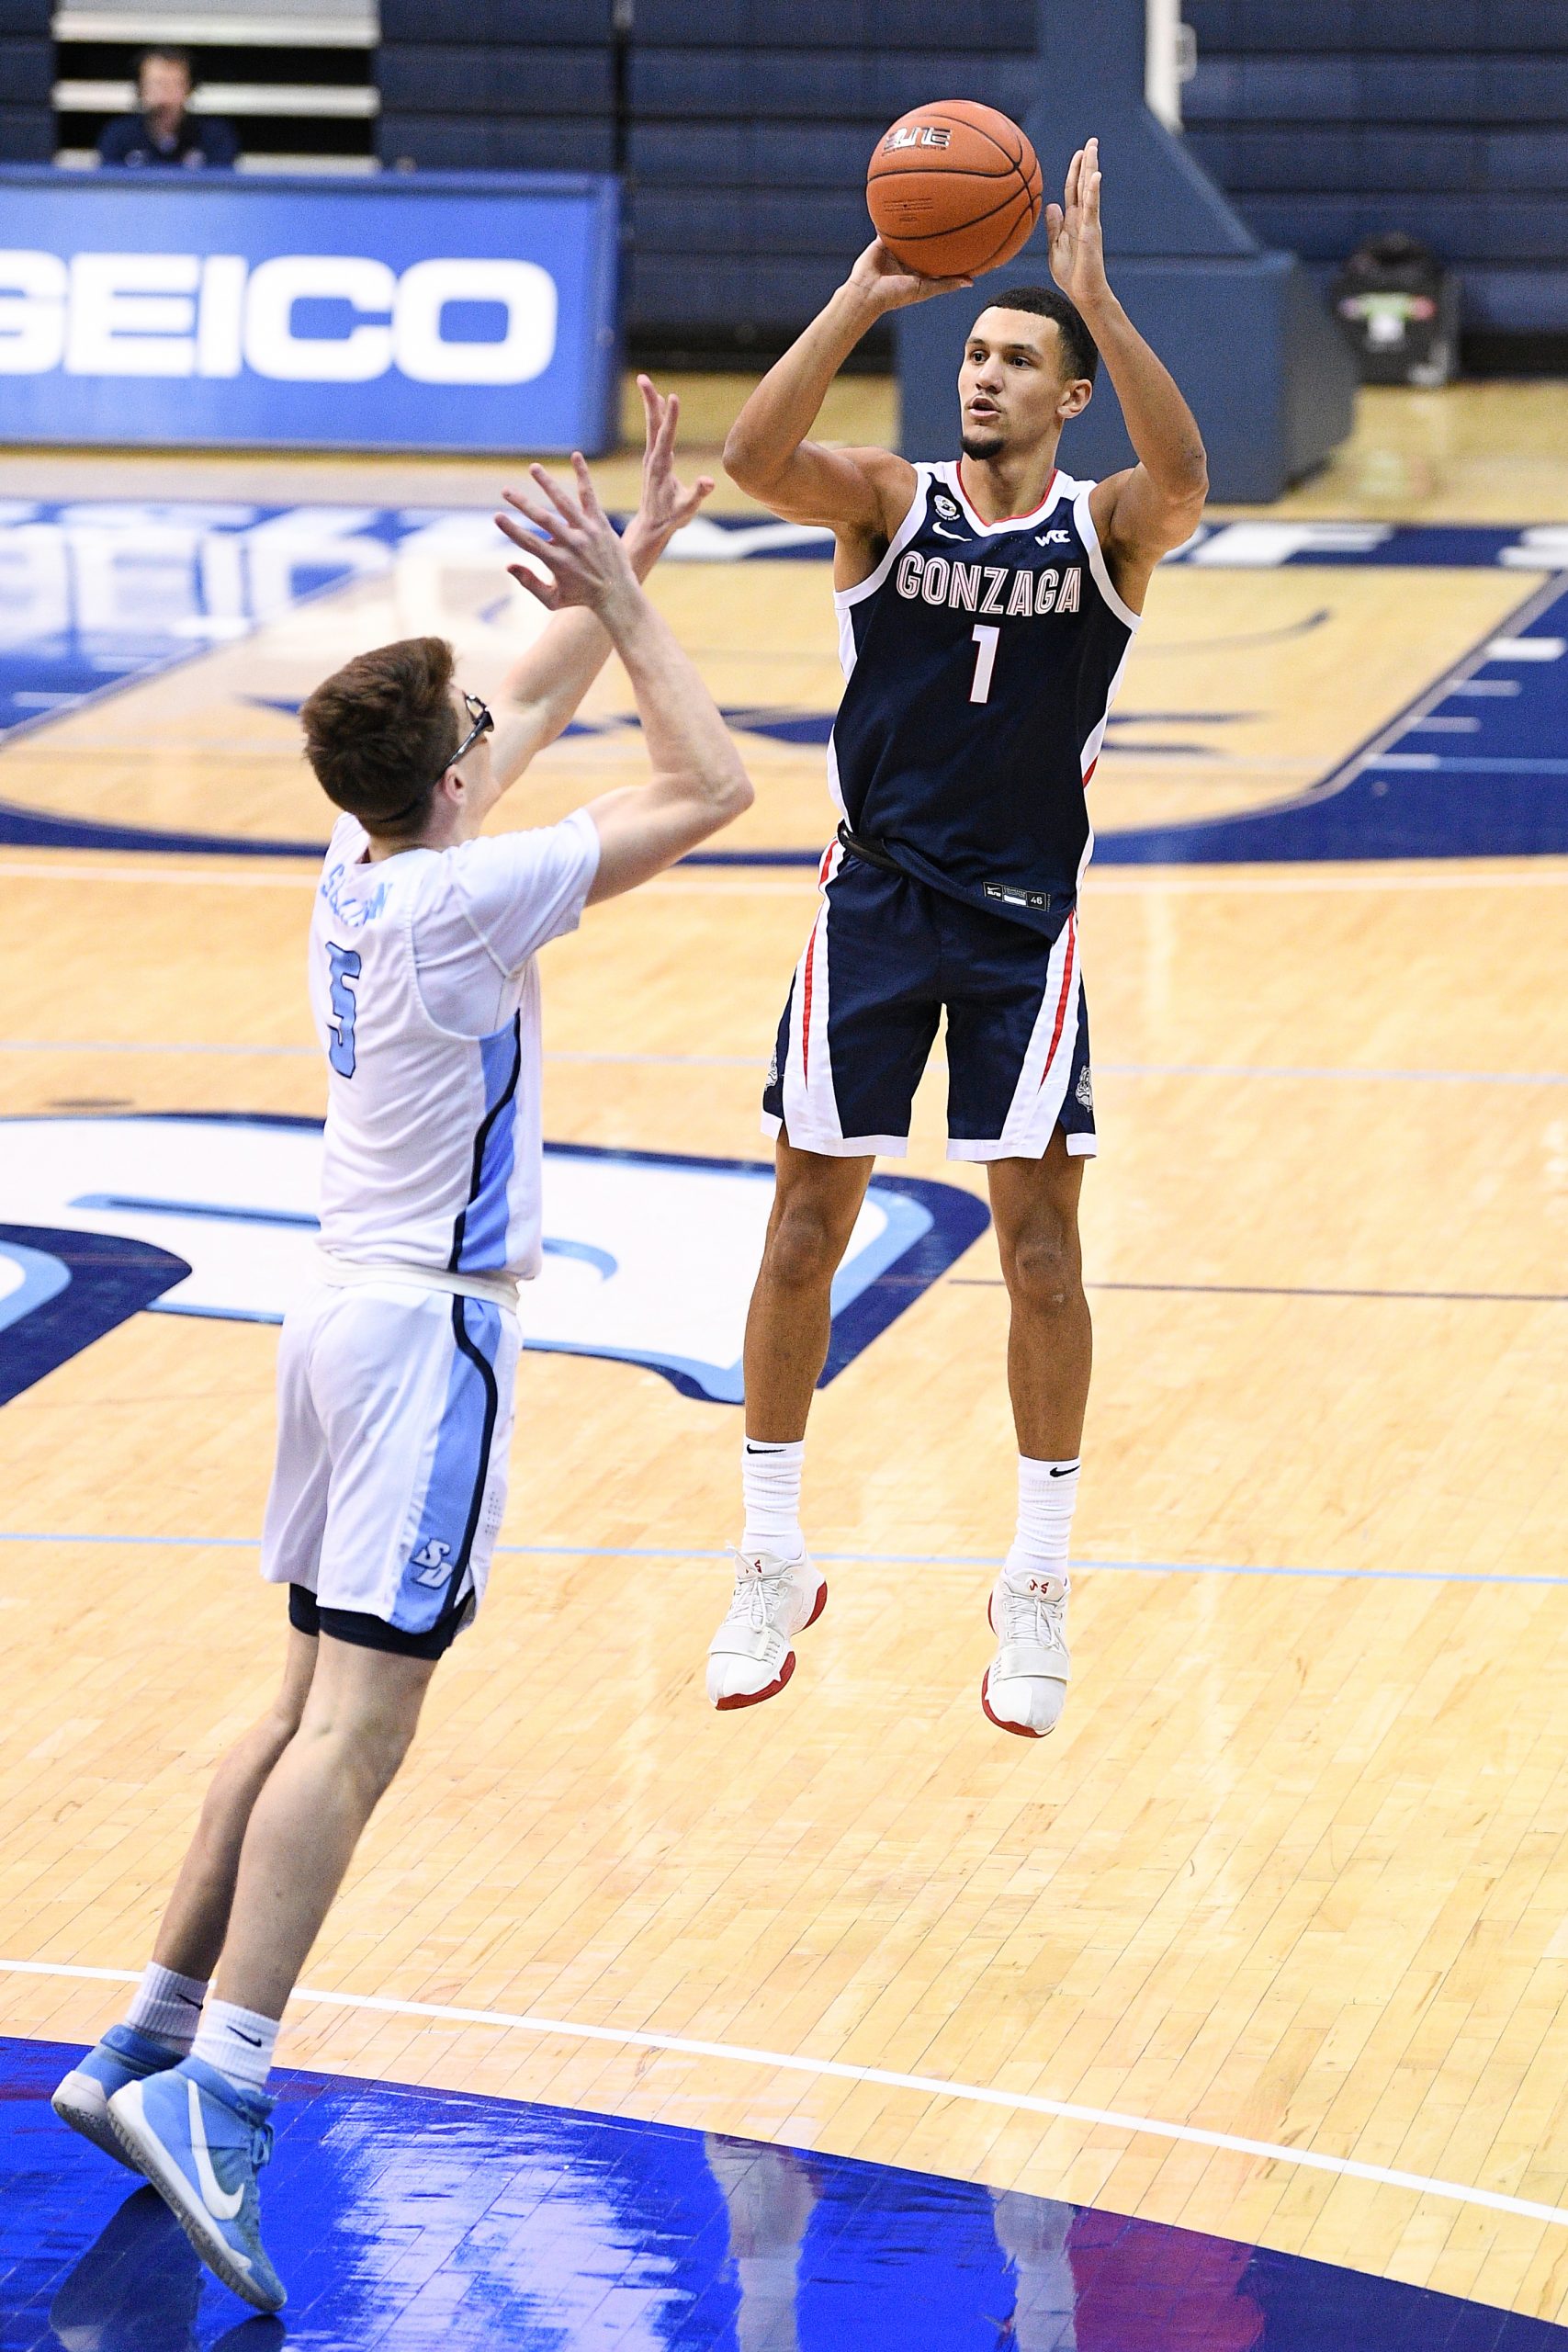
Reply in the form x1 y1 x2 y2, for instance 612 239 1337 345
5 855 1568 896
7 1040 1568 1086
2 1956 1563 2230
0 1531 1562 1584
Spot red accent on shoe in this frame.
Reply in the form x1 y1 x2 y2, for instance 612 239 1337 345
715 1646 796 1712
981 1666 1050 1739
803 1579 828 1631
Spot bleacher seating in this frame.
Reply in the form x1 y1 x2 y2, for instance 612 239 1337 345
377 0 618 176
1 0 51 162
626 0 1038 354
1184 0 1568 344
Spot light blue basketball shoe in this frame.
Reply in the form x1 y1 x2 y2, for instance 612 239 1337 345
108 2055 286 2313
51 2023 183 2169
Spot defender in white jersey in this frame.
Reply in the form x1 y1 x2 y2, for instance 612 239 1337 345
55 387 753 2311
710 142 1208 1736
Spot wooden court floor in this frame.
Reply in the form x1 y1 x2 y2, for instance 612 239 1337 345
2 383 1568 2324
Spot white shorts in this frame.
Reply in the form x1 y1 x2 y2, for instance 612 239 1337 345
261 1279 519 1655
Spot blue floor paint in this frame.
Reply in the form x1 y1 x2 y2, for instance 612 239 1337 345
6 498 1568 868
1094 578 1568 865
2 2037 1563 2349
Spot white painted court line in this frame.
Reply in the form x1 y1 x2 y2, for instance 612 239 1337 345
6 1041 1568 1085
5 855 1568 896
2 1957 1563 2230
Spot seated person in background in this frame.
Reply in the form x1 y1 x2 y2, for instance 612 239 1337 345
97 48 239 170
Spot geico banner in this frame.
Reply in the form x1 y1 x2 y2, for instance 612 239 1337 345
0 167 618 452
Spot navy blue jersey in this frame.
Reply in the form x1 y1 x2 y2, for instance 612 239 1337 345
828 460 1138 938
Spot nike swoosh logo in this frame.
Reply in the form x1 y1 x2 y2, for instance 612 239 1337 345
1048 1464 1080 1477
745 1443 789 1454
931 523 968 541
175 1992 203 2006
187 2077 245 2222
229 2028 262 2046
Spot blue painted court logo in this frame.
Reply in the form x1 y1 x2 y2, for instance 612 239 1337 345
0 1114 988 1408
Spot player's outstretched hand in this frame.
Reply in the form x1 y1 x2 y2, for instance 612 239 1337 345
1045 137 1110 312
496 457 638 616
629 373 715 554
846 236 974 313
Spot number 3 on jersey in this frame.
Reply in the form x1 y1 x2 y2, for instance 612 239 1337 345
326 943 362 1076
969 623 999 706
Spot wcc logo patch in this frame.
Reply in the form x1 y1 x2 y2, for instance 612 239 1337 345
0 1115 988 1409
933 493 961 519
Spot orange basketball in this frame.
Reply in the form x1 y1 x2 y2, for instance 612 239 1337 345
866 99 1043 280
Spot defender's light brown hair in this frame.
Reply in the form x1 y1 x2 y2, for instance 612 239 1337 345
299 635 459 838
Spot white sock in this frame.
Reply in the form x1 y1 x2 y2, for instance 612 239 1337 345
735 2253 801 2352
1004 1454 1079 1587
192 1998 279 2096
741 1437 806 1559
124 1962 209 2057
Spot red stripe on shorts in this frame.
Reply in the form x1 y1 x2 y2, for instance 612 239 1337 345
801 913 822 1082
1038 914 1077 1089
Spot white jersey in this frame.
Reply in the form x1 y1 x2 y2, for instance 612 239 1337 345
308 808 600 1283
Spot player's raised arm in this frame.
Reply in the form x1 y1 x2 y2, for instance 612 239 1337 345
486 374 715 791
501 456 753 901
722 241 964 553
1056 140 1209 607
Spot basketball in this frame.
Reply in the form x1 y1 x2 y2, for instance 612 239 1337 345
866 99 1044 280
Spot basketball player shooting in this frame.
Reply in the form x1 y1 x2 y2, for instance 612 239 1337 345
48 386 753 2311
712 140 1208 1734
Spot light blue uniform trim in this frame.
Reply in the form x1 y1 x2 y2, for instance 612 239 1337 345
395 1297 502 1634
457 1023 521 1273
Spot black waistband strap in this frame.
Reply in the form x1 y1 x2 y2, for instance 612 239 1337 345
834 821 905 876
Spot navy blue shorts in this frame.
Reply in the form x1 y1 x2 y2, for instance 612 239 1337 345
761 845 1096 1162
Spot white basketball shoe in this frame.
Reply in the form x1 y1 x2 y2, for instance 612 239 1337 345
705 1547 827 1710
981 1568 1071 1737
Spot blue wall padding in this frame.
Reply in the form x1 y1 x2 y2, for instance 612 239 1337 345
629 123 886 184
1187 128 1568 195
626 51 1037 119
633 188 872 254
1235 194 1568 263
630 0 1036 48
0 111 50 159
0 4 51 164
1187 56 1568 123
378 49 615 113
630 254 856 325
0 37 50 99
378 118 616 172
379 0 615 34
1185 0 1568 53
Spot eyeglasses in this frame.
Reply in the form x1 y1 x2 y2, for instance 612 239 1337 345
446 689 495 776
381 690 495 831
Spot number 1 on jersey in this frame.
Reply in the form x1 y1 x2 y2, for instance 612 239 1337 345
969 623 999 706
